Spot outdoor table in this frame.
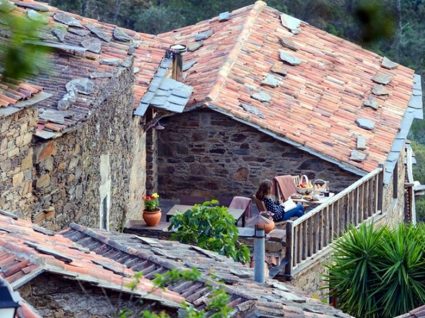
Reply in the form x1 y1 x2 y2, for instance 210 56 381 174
166 204 246 227
291 193 335 205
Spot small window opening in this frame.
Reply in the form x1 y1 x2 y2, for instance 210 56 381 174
101 196 108 230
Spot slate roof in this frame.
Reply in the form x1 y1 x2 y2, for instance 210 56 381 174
61 223 352 317
158 1 422 176
3 0 168 139
0 212 184 311
396 305 425 318
135 56 193 116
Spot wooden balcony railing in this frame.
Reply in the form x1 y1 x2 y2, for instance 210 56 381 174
272 166 385 278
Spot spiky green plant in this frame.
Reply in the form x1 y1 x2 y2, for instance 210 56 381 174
374 225 425 317
326 223 425 318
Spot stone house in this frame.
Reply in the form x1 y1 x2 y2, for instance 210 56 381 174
0 0 422 234
148 1 423 221
0 0 190 231
0 211 352 317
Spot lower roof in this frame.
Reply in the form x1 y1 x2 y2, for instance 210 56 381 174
62 222 352 317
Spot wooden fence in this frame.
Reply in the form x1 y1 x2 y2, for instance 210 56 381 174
282 166 384 278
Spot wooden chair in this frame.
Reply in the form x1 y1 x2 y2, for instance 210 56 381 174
229 196 252 219
252 194 267 212
273 175 298 202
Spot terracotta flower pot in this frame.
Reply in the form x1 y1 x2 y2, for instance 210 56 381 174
256 214 275 234
143 208 161 226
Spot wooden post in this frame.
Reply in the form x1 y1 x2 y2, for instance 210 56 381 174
377 164 384 212
284 221 294 278
302 221 307 261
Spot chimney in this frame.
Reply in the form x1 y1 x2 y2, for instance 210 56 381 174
169 44 187 81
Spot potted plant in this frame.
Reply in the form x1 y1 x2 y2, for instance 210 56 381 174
142 193 161 226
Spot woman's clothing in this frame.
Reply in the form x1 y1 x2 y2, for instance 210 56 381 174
262 197 304 222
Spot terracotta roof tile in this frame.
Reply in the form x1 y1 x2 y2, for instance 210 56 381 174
61 223 352 317
0 214 183 307
4 0 167 138
159 1 416 173
0 82 43 108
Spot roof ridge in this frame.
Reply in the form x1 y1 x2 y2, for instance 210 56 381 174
206 0 267 102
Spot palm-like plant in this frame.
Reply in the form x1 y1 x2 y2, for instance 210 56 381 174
375 225 425 317
327 223 425 318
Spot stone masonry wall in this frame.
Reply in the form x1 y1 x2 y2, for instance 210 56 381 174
157 109 359 202
382 147 406 227
128 115 147 220
0 107 36 218
146 123 159 194
19 273 176 317
32 67 142 231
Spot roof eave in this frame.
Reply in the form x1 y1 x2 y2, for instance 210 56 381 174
383 73 423 184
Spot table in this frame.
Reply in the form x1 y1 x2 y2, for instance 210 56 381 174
166 204 246 227
291 193 335 205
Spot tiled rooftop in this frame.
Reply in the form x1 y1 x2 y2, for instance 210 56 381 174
0 212 183 309
0 210 352 317
3 0 168 139
61 223 352 317
0 82 43 108
158 1 421 174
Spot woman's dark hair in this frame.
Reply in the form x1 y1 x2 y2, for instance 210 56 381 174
256 179 273 200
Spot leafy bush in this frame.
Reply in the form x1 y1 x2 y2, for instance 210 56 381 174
169 200 250 263
0 5 49 81
327 223 425 318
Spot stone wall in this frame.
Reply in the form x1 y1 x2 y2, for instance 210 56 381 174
19 273 176 317
0 107 36 218
381 147 407 227
157 109 359 202
32 67 144 231
146 120 159 194
128 116 147 219
289 251 332 301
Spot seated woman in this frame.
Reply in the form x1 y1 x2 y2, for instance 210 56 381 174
256 179 304 222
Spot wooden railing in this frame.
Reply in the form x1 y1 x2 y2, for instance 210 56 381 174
281 166 384 278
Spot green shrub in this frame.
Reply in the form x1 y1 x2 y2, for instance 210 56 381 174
327 223 425 318
169 200 250 263
0 5 49 81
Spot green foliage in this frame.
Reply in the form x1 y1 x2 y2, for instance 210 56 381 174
327 223 425 318
152 268 201 288
354 0 395 44
121 268 232 318
412 142 425 184
417 197 425 222
169 200 250 263
126 271 144 291
0 6 49 81
143 193 160 211
134 6 186 34
205 288 232 318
